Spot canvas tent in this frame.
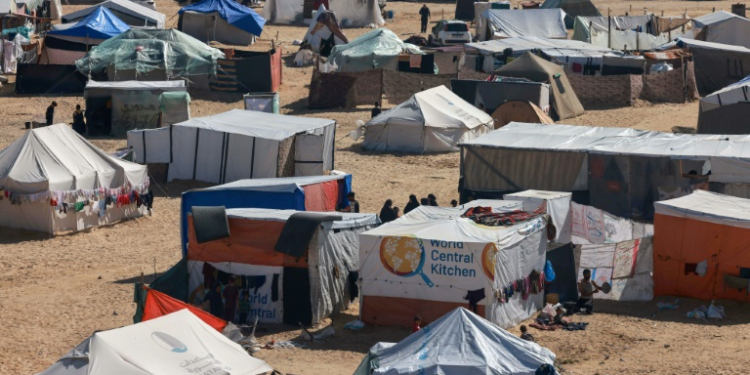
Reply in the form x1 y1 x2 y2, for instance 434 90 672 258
61 0 166 27
692 11 750 49
359 200 549 328
353 308 556 375
262 0 383 27
184 208 379 325
697 76 750 134
178 0 265 45
42 7 130 65
491 101 554 128
451 79 551 114
84 80 189 135
126 109 336 183
0 124 149 234
178 174 352 255
326 28 424 73
654 190 750 301
572 15 669 51
36 310 273 375
477 9 567 41
541 0 601 28
572 15 653 42
362 85 494 153
495 53 584 120
667 38 750 95
504 190 572 243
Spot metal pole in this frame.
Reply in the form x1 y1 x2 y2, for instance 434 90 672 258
608 8 612 49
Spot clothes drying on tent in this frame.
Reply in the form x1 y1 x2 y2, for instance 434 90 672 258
353 308 555 375
362 85 494 154
178 0 266 45
61 0 166 27
476 9 567 41
0 124 150 234
42 7 130 65
126 109 336 183
36 310 273 375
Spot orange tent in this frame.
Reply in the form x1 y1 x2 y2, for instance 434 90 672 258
142 287 228 331
654 190 750 301
491 101 554 128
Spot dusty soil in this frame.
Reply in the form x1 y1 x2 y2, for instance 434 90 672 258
1 0 748 374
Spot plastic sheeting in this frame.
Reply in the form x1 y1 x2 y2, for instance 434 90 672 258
48 7 130 40
477 9 567 41
541 0 601 28
61 0 166 27
327 28 423 73
692 11 750 49
577 238 654 301
159 91 191 126
655 190 750 229
699 76 750 112
504 190 572 243
363 85 494 153
262 0 383 27
589 27 669 51
572 15 653 42
179 0 265 36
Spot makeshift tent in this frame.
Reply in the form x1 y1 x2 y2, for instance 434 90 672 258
541 0 601 28
126 109 336 183
495 53 584 120
184 208 379 325
359 200 549 328
75 29 224 90
477 9 567 41
692 11 750 49
327 28 424 73
178 0 266 45
0 124 149 234
212 44 282 92
654 190 750 301
61 0 166 27
353 308 555 375
451 79 551 114
458 122 750 220
572 15 653 42
362 85 494 154
178 174 352 255
668 38 750 95
504 190 572 243
36 310 273 375
262 0 383 27
42 7 130 65
140 287 228 331
697 76 750 134
587 26 669 51
491 101 554 128
84 80 189 135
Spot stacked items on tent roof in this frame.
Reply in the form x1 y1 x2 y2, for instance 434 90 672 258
654 190 750 302
353 308 555 375
42 7 130 65
178 0 266 45
359 199 549 328
0 124 150 234
326 28 425 73
495 52 584 120
476 9 567 41
692 10 750 49
126 109 336 183
262 0 383 27
540 0 601 28
362 85 494 153
62 0 166 27
697 76 750 134
36 310 273 375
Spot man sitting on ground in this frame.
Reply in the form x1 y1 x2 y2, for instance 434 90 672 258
576 269 600 314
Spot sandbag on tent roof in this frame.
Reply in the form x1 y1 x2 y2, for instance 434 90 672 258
363 85 494 153
0 124 149 234
36 310 273 375
327 28 424 72
178 0 265 45
353 308 555 375
61 0 166 27
692 10 750 49
697 76 750 134
48 6 130 40
477 9 567 41
496 52 584 120
491 101 553 128
541 0 601 28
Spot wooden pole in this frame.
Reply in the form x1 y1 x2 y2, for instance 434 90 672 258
608 8 612 49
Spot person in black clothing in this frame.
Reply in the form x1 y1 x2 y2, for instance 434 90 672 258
379 199 397 223
428 193 438 206
371 102 382 118
202 283 225 318
404 194 419 214
344 191 360 213
420 197 429 205
450 199 458 207
72 104 86 135
419 4 431 33
46 101 57 125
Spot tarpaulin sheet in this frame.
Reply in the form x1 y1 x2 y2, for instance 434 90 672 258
143 288 227 331
577 238 653 301
693 10 750 49
478 9 567 41
179 0 266 36
327 28 423 73
48 6 130 40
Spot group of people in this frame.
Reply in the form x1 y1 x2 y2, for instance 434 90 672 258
46 101 86 135
378 194 459 223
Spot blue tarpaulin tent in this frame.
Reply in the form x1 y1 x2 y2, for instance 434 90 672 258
179 174 352 255
49 6 130 40
179 0 266 37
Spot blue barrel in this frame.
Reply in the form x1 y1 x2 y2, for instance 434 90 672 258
387 10 394 19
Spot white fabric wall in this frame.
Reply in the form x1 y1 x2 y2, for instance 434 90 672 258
364 124 490 153
295 134 325 176
503 192 572 244
577 237 653 301
181 11 255 45
589 27 669 51
127 127 171 164
262 0 383 26
0 199 53 234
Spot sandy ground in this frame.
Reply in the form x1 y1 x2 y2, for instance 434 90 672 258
1 0 750 374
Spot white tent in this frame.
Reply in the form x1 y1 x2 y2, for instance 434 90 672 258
504 190 572 244
353 307 555 375
61 0 166 28
693 11 750 49
127 109 336 183
0 124 149 234
359 200 548 328
477 9 567 41
262 0 383 27
36 310 273 375
699 76 750 113
363 85 494 153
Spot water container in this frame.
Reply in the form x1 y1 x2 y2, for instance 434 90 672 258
387 10 394 19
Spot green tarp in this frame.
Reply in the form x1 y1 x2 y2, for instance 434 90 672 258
133 257 190 323
327 28 424 73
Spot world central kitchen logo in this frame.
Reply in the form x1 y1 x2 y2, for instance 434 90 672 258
380 237 482 287
151 332 188 353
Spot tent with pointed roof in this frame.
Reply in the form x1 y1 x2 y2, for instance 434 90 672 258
353 307 555 375
541 0 601 28
42 7 130 65
178 0 266 45
0 124 149 234
692 10 750 49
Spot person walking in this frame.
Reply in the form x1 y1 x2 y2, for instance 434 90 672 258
419 4 431 34
371 102 382 118
46 101 57 126
72 104 86 135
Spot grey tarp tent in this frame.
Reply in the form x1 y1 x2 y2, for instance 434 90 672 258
697 76 750 134
692 11 750 49
541 0 601 28
495 52 584 120
669 38 750 95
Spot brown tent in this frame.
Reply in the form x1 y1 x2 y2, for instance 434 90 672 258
491 101 554 127
495 52 585 120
